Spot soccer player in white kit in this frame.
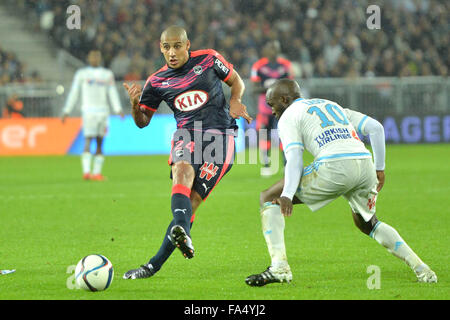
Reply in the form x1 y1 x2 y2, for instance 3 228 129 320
61 50 123 180
245 79 437 286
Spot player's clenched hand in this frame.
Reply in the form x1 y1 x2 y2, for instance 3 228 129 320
123 83 142 107
229 99 253 124
272 196 293 217
376 170 385 192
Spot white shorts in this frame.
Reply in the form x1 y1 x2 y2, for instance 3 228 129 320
82 113 108 138
295 158 378 222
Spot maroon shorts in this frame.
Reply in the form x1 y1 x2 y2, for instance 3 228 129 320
168 129 235 200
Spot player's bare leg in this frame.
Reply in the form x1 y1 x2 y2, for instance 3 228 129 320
352 211 437 283
246 178 295 286
189 190 203 222
91 136 105 181
81 137 93 180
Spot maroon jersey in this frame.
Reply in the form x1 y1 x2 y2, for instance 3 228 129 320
250 57 293 89
139 49 237 134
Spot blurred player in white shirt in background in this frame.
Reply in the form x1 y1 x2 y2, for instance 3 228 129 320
61 50 124 181
246 79 437 286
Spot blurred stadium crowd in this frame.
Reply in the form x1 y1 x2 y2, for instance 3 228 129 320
0 46 43 85
7 0 450 82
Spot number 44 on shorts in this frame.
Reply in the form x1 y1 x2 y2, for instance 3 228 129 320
199 162 219 181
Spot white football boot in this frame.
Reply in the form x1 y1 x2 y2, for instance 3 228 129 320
415 265 437 283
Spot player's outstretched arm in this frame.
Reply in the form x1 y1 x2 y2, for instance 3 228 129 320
274 147 303 216
123 82 153 128
346 108 386 192
61 70 82 124
363 117 386 192
225 70 253 124
376 170 385 192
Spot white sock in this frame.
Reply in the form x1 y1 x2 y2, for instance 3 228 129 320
260 202 288 269
92 155 105 175
371 221 425 272
81 152 92 175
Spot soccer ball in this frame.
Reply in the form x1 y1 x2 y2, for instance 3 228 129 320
75 254 114 291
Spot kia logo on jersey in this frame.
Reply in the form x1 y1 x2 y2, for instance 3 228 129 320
174 90 209 112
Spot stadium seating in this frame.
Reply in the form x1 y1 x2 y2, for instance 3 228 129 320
9 0 449 80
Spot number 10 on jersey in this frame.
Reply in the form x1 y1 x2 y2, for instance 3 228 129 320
307 104 349 128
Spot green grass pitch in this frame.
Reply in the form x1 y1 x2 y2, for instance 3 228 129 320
0 144 448 300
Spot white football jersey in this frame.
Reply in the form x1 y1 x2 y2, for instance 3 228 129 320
63 67 122 115
278 98 372 162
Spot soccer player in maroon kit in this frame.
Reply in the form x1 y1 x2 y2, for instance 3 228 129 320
251 41 293 176
123 26 252 279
